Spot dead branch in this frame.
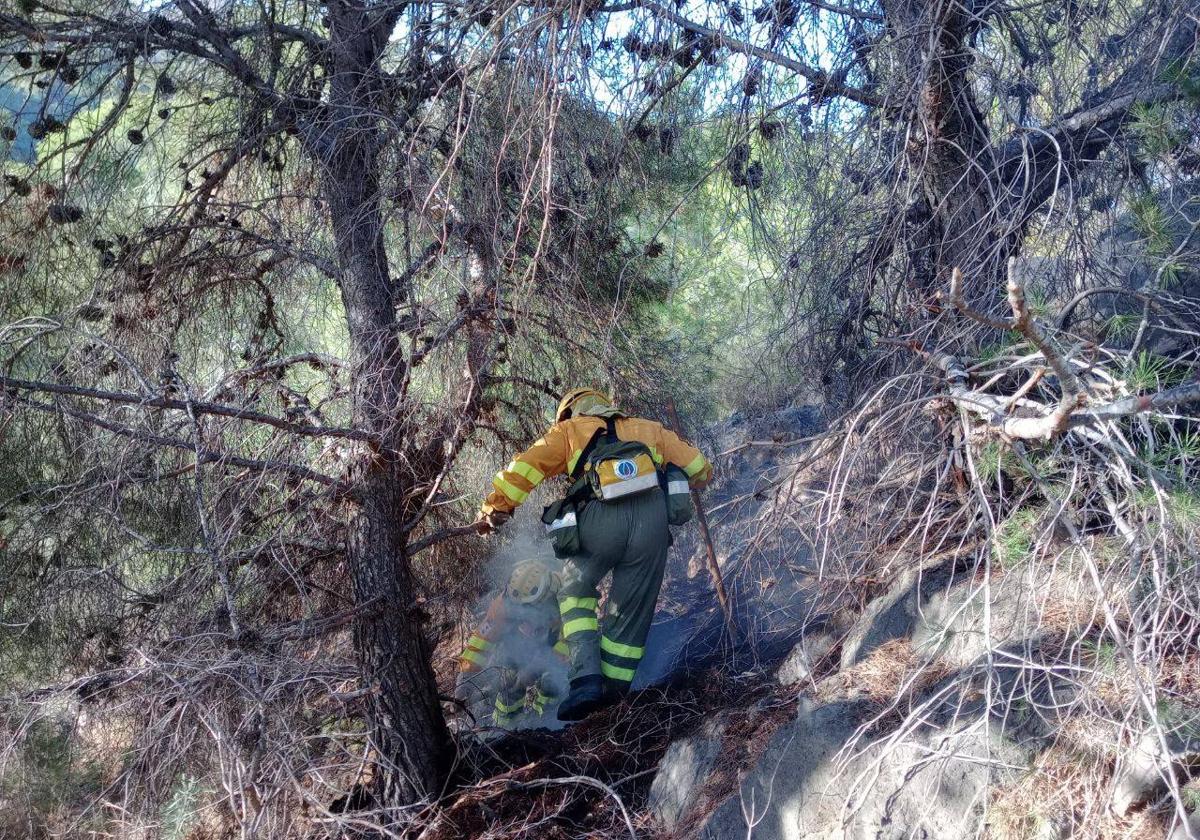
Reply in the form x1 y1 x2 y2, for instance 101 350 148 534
0 375 377 443
7 392 345 487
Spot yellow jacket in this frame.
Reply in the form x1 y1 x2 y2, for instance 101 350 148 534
481 415 712 516
458 594 568 673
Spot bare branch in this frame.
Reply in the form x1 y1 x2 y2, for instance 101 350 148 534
0 375 378 444
7 392 346 488
639 0 880 107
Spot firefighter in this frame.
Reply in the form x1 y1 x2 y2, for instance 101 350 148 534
455 560 569 728
474 388 712 721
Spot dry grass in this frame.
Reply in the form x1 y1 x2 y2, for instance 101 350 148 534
822 638 951 707
422 674 776 840
987 734 1166 840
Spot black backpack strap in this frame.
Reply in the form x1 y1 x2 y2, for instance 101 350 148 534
569 423 608 480
605 416 618 443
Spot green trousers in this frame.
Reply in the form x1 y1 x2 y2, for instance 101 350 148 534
493 667 559 726
558 488 670 690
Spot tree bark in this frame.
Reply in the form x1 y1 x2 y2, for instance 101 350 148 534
884 2 1197 308
319 1 452 806
884 0 1010 305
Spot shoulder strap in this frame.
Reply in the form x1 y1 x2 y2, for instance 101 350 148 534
569 423 608 480
605 416 618 443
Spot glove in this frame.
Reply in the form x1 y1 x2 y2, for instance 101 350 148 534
473 509 510 535
454 673 482 705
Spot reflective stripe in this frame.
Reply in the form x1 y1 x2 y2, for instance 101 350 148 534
467 634 492 650
546 511 576 532
601 660 636 682
599 472 660 500
600 636 644 660
667 480 690 495
567 448 584 474
494 697 524 714
650 446 663 464
683 454 707 478
509 459 545 486
562 616 599 637
461 648 487 666
553 639 569 656
560 596 598 614
493 474 529 503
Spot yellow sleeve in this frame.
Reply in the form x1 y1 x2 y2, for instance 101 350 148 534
658 425 712 488
480 423 572 515
459 597 504 673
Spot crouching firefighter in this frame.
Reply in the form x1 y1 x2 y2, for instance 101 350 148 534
474 388 712 722
455 561 570 727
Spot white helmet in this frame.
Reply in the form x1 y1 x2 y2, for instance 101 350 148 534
506 561 560 605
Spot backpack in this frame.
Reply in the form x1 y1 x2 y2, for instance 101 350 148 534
578 417 660 501
542 418 692 557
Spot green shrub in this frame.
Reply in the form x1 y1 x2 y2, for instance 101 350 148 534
994 505 1047 568
162 774 207 840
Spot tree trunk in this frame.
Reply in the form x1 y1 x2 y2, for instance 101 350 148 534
323 132 452 809
318 3 452 806
885 0 1012 305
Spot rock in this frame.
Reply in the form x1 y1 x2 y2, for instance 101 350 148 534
909 567 1084 669
1094 183 1200 303
777 404 825 438
648 715 728 829
1112 734 1167 816
637 606 727 688
1167 809 1200 840
776 631 836 686
1112 731 1200 817
775 643 813 686
841 561 1088 672
840 560 955 669
697 697 865 840
1074 181 1200 352
840 573 920 669
696 696 1032 840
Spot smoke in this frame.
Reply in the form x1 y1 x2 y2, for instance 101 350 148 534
483 518 560 591
456 520 569 733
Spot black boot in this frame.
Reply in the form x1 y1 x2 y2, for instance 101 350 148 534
557 675 607 722
602 677 630 703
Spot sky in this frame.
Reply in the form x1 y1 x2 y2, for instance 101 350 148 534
2 1 852 163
